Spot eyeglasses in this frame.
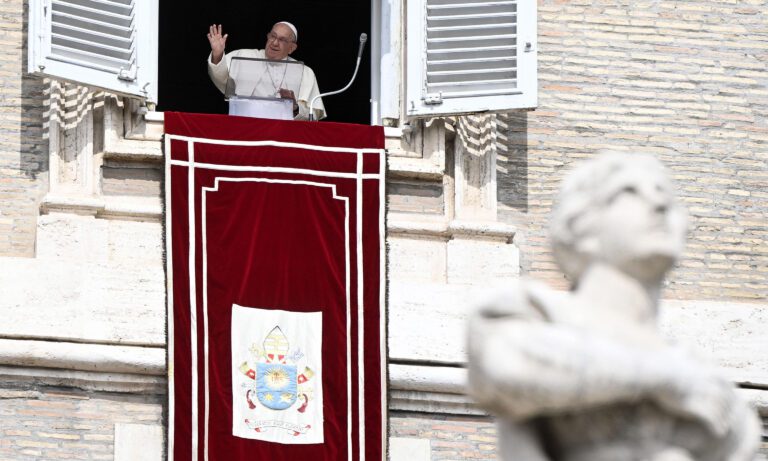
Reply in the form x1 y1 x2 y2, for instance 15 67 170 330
266 32 295 46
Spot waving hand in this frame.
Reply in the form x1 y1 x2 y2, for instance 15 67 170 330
207 24 228 65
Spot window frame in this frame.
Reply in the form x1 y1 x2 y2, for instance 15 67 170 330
27 0 160 103
405 0 537 117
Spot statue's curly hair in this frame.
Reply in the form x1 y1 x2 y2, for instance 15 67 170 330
549 151 672 284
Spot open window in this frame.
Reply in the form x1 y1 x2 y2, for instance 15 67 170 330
27 0 159 102
154 1 372 124
406 0 537 117
26 0 534 123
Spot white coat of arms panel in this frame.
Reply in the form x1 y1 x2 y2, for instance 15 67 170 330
231 305 324 444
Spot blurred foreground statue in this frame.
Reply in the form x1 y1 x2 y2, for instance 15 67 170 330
467 153 760 461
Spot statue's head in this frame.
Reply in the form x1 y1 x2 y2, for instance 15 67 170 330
550 152 688 286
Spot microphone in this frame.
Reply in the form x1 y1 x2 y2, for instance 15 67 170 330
309 33 368 121
357 33 368 60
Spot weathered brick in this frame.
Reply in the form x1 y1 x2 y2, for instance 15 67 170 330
37 432 81 441
499 0 768 303
0 0 48 257
0 385 163 459
15 440 58 449
391 413 498 460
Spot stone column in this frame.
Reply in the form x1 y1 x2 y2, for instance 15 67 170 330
446 114 518 284
453 114 498 222
43 81 103 213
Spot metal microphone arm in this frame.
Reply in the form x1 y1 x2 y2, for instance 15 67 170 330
309 33 368 121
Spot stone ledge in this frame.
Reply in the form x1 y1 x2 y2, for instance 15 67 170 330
449 219 517 241
390 390 484 416
0 339 165 375
390 363 481 415
388 156 445 181
41 194 162 221
101 196 163 220
388 362 768 415
387 217 451 238
388 215 516 240
41 194 103 216
389 363 466 394
0 365 166 394
103 137 164 162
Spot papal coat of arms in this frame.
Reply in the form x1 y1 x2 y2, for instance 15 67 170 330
241 326 315 413
232 306 322 443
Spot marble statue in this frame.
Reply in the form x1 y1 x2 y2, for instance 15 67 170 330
467 153 761 461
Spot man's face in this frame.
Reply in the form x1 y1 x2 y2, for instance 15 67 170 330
264 23 297 60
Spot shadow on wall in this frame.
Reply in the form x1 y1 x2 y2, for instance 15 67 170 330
496 112 529 215
20 4 49 180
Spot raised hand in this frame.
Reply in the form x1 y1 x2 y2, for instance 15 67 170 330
207 24 228 65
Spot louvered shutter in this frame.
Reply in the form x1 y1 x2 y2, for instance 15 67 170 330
406 0 536 116
28 0 159 102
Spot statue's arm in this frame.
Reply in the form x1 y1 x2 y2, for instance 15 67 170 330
468 315 652 420
467 284 649 420
467 312 739 436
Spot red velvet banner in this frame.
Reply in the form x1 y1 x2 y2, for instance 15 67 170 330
165 112 386 461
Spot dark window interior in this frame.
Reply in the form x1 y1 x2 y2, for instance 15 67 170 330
157 0 371 124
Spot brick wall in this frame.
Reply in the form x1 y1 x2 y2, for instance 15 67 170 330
0 386 163 460
0 0 48 257
390 412 497 460
498 0 768 301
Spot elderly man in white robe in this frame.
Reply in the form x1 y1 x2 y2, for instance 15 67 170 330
207 22 326 121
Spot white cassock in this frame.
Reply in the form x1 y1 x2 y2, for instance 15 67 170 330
208 49 326 121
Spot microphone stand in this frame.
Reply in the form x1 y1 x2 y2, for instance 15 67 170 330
309 33 368 121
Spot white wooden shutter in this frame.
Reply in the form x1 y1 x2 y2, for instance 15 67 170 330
28 0 159 102
406 0 536 117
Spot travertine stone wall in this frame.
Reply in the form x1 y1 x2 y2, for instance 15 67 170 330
0 0 48 257
498 0 768 301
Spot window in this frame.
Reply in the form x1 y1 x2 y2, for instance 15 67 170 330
28 0 159 103
156 2 371 124
406 0 537 117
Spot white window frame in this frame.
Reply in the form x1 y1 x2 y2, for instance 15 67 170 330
405 0 537 117
372 0 403 124
28 0 159 103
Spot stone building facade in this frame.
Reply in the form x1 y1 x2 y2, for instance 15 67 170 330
0 0 766 459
